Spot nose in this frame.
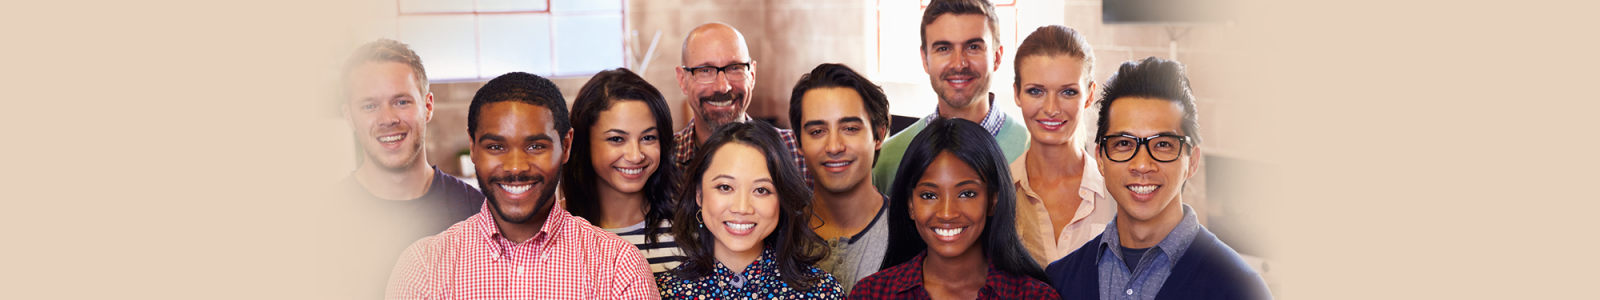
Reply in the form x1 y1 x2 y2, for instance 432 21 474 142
1042 92 1061 117
502 147 529 174
954 53 971 69
1127 146 1159 176
624 139 645 164
824 130 845 157
711 70 733 93
378 105 401 127
729 190 755 215
934 195 958 220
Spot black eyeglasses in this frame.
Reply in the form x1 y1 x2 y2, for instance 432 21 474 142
681 62 752 84
1097 134 1193 163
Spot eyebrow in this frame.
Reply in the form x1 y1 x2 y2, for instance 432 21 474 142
754 178 772 184
917 182 940 189
963 38 986 46
802 120 827 128
955 180 982 187
712 174 735 181
604 129 630 135
1108 130 1183 137
477 133 505 143
525 134 553 143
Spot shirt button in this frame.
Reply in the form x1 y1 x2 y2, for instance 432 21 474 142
1126 289 1133 295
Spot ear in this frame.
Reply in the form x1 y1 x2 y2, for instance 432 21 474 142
559 129 575 164
1083 81 1097 109
674 66 691 96
992 44 1004 72
920 46 932 75
422 92 436 123
1184 146 1202 180
874 127 889 150
695 188 704 207
746 60 757 82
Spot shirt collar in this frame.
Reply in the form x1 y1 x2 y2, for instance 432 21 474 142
887 251 930 293
674 115 755 165
1096 203 1201 265
474 197 569 253
711 247 778 277
926 93 1005 136
1010 152 1108 205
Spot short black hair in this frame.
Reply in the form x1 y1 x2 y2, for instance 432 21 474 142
879 118 1047 282
787 63 891 142
466 72 571 139
1095 57 1202 145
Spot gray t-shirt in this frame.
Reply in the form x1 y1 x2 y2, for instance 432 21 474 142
816 195 890 294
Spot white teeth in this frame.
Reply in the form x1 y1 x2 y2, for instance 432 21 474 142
1129 185 1156 194
616 167 643 175
377 134 403 143
822 161 850 168
500 184 531 195
934 227 963 237
725 222 754 231
707 100 733 107
949 79 969 84
1039 121 1064 126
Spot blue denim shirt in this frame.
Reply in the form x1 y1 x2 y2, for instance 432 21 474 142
1096 204 1202 300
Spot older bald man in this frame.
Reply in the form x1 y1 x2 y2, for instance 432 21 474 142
671 22 808 184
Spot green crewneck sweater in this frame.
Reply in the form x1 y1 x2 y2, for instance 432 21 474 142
870 113 1029 192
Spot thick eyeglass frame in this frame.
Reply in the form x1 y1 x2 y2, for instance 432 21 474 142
681 62 754 84
1096 134 1193 163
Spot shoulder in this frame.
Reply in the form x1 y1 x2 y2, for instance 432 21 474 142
1046 232 1104 296
567 215 643 255
800 267 845 298
1166 227 1272 299
654 269 695 298
1011 273 1061 299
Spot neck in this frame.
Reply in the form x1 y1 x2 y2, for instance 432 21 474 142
938 93 991 121
1117 201 1186 249
810 180 884 236
495 201 554 244
715 242 765 275
1024 140 1086 180
921 248 988 294
353 156 434 200
595 181 648 229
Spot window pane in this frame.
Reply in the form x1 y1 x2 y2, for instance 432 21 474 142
479 14 553 78
552 13 623 76
399 0 472 13
550 0 621 13
478 0 547 12
397 15 478 80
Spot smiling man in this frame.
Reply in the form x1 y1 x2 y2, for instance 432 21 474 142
386 72 658 300
337 39 484 299
673 22 809 185
786 63 891 293
870 0 1030 193
1045 57 1270 300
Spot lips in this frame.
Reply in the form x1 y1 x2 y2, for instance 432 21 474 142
944 76 974 90
500 183 531 195
820 160 853 173
931 226 967 242
724 221 756 236
1035 119 1066 131
1129 184 1157 194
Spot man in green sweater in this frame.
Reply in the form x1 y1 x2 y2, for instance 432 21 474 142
871 0 1029 192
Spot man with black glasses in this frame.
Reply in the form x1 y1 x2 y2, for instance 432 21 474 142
1045 57 1271 300
672 22 806 182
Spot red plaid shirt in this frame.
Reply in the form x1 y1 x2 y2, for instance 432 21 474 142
386 201 660 300
846 251 1059 300
673 117 812 186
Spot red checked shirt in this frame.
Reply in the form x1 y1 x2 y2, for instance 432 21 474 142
673 116 812 186
846 251 1059 300
386 201 660 300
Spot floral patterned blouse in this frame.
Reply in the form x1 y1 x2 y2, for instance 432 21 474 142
656 248 844 300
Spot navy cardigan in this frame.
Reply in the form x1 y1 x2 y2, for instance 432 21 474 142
1045 225 1271 300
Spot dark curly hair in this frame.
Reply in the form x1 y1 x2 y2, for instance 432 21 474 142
467 72 571 140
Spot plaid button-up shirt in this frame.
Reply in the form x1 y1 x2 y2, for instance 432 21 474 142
673 116 811 186
846 251 1059 300
386 201 660 300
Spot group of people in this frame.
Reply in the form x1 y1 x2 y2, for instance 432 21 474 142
337 0 1271 299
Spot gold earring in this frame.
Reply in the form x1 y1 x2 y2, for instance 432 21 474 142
696 209 704 228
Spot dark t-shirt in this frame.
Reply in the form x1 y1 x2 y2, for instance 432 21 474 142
1122 246 1152 272
336 166 484 299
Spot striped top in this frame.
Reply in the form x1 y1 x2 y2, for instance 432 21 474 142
603 220 687 276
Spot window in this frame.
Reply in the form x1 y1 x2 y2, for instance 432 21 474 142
392 0 625 81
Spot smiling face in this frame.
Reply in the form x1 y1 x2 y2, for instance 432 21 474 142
799 87 882 193
472 101 572 225
345 61 433 172
1097 97 1199 224
697 143 781 258
921 13 1002 111
588 100 662 195
676 25 754 129
1015 55 1094 146
910 152 991 259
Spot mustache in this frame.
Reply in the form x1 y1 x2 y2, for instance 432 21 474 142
940 68 979 80
486 173 543 184
698 91 742 104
